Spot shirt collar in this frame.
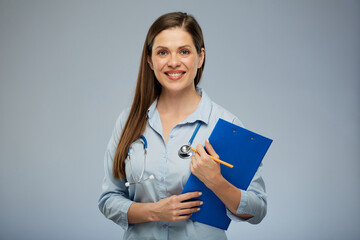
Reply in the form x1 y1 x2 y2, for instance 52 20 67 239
146 87 212 125
184 87 212 125
147 98 158 120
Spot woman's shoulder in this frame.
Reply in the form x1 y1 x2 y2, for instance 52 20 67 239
200 88 243 127
114 107 131 131
210 100 244 127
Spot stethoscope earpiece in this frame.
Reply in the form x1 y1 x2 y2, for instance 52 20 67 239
125 174 154 187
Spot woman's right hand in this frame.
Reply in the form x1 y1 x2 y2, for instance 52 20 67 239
152 191 203 222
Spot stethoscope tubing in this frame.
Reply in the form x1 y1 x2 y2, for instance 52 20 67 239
188 121 202 146
125 121 202 187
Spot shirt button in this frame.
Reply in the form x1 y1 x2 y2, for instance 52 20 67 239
162 224 167 228
160 177 165 182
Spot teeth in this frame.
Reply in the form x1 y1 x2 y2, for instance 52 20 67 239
167 73 183 77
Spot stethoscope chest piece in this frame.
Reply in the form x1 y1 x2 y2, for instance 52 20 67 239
178 144 192 158
178 121 203 159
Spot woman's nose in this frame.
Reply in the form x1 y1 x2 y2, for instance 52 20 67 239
167 54 181 68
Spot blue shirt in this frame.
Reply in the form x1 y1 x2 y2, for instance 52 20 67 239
98 88 267 240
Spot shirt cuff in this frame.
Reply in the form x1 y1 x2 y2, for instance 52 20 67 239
226 189 251 222
120 200 133 230
237 189 249 214
103 196 134 231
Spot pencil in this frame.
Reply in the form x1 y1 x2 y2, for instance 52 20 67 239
189 147 234 168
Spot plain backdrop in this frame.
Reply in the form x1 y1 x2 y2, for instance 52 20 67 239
1 0 359 239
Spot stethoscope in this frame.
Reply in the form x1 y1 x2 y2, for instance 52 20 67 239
125 122 202 187
125 135 154 187
178 121 202 158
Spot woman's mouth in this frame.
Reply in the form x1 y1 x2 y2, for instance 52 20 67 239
165 71 186 80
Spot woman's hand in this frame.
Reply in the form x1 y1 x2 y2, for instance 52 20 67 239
152 191 203 222
190 139 222 187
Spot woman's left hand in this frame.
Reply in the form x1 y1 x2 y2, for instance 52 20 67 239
190 139 222 187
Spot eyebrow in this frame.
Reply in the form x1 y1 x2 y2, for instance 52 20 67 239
154 45 192 50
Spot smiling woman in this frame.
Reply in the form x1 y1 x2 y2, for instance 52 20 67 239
98 12 266 240
147 28 205 96
148 28 205 143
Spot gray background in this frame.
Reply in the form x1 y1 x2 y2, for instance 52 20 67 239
1 0 359 239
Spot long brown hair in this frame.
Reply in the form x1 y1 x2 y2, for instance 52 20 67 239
113 12 206 179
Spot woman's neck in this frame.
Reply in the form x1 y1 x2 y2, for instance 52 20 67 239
157 87 201 119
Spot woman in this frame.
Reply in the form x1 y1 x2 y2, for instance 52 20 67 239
98 12 266 239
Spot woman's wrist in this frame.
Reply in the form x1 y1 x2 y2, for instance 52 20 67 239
128 202 159 223
146 202 160 222
204 173 226 191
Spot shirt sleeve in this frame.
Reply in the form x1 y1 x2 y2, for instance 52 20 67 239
98 110 134 230
225 117 268 224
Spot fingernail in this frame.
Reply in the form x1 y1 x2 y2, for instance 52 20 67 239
199 192 202 196
200 201 203 205
197 208 200 211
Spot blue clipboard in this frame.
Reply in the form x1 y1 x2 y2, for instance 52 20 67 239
181 118 273 230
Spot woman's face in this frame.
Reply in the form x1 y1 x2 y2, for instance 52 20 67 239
148 27 205 95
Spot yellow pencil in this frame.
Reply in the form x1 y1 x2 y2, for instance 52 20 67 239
189 147 234 168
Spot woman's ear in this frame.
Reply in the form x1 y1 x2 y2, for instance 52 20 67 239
198 48 205 68
147 56 154 70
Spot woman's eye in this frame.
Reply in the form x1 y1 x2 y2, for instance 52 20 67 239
158 50 167 56
181 50 190 55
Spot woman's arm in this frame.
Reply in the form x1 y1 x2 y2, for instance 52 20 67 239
99 138 203 227
190 139 266 222
127 192 203 223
